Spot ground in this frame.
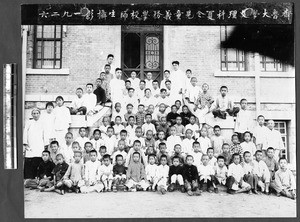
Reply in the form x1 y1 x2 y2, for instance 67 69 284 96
24 188 296 218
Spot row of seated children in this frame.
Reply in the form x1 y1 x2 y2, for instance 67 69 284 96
24 141 296 199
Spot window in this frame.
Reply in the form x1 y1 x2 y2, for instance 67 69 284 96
260 55 287 72
220 26 246 71
274 121 288 158
33 25 62 69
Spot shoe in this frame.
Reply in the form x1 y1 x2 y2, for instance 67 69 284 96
107 188 111 192
61 189 65 195
214 188 219 193
227 190 236 195
40 188 45 192
208 189 213 193
130 188 137 192
180 185 185 193
248 190 253 195
168 183 175 192
194 189 201 196
187 190 193 196
112 186 117 192
161 188 167 195
252 189 258 194
148 186 152 192
75 188 80 194
276 193 281 197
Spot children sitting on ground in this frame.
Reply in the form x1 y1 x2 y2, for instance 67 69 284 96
240 131 257 157
220 143 232 167
125 152 148 192
210 125 225 157
182 155 201 196
242 151 259 194
207 148 217 167
63 150 85 193
155 155 170 195
145 154 158 191
198 154 217 193
214 156 228 192
270 158 296 199
112 154 127 192
81 150 104 193
98 154 114 192
168 156 185 192
253 150 271 194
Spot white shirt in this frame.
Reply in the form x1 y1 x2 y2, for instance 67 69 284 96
111 110 125 123
142 123 157 135
156 96 171 108
208 157 217 167
40 112 55 144
113 124 125 139
152 87 161 97
197 137 212 154
240 141 256 156
190 151 203 169
198 164 214 179
110 78 125 103
111 150 127 165
185 124 200 139
84 160 101 183
124 95 139 112
156 164 169 179
253 124 268 147
183 76 192 94
243 162 255 174
140 96 157 109
75 137 90 150
145 164 158 179
186 85 202 103
23 118 45 158
166 135 182 154
182 138 195 154
253 159 270 178
53 106 71 131
210 135 225 156
129 136 145 148
90 138 105 152
60 143 74 164
170 69 185 93
234 109 252 133
103 135 117 155
128 77 140 89
265 128 284 150
71 96 84 109
125 125 137 141
215 165 228 185
82 93 97 112
145 79 153 91
228 163 244 181
213 95 232 111
98 164 113 178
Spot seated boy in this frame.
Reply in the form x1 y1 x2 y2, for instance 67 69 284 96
207 147 217 167
174 116 185 138
125 152 149 192
144 130 156 150
189 141 203 170
75 127 90 151
166 126 182 155
41 153 69 195
212 86 240 119
182 129 195 155
63 150 85 193
49 141 60 164
214 156 228 193
155 155 170 194
242 151 259 194
184 115 200 139
142 114 157 136
90 129 105 154
263 147 279 181
226 153 251 194
83 141 93 164
113 116 125 139
270 158 296 199
124 103 136 123
168 156 185 192
82 83 97 115
111 140 128 165
253 150 271 194
166 105 179 126
145 154 158 191
220 143 232 167
210 125 225 157
112 154 127 192
182 155 201 196
156 142 172 166
69 87 87 115
124 88 139 113
198 154 217 193
80 150 104 193
98 154 114 192
135 104 146 127
125 140 148 168
24 150 55 190
170 144 185 165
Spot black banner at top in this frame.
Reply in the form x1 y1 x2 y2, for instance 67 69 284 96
21 3 293 25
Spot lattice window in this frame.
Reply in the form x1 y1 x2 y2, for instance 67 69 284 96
145 36 160 69
260 55 287 72
33 25 62 69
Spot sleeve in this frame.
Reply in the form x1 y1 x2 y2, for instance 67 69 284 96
274 171 283 191
126 164 132 179
36 163 42 179
193 166 199 180
66 108 72 125
289 171 296 190
227 165 232 177
61 163 69 176
63 164 71 179
125 150 132 168
140 164 146 180
113 165 117 176
278 132 284 150
23 121 30 145
84 162 89 181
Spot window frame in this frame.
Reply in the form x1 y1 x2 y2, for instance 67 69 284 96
33 25 63 69
220 26 247 72
260 55 287 72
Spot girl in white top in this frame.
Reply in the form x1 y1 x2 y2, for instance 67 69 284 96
40 102 56 147
240 131 257 157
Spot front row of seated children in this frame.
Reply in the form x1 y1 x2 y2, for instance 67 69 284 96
24 141 296 199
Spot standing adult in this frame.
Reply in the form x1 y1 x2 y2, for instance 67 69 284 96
94 78 106 105
265 120 285 160
23 108 45 179
169 61 186 96
110 68 125 105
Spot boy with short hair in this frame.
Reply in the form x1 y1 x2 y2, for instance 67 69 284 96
111 102 124 125
145 72 153 90
156 116 169 137
270 158 296 199
207 147 217 167
166 126 182 155
264 147 279 180
111 140 128 165
212 86 240 119
113 116 125 139
125 88 139 113
242 151 259 194
136 104 146 127
220 143 232 167
155 131 166 151
142 114 157 136
156 142 172 166
53 96 71 147
174 116 185 137
197 127 212 154
253 115 268 151
170 144 185 165
75 127 90 150
234 99 252 141
125 140 148 167
125 116 137 142
214 156 228 192
240 131 257 157
184 77 201 112
230 134 243 158
125 152 148 191
144 130 156 150
98 154 114 192
80 150 104 193
198 154 217 193
128 71 140 89
24 150 55 190
49 141 60 164
180 105 192 126
210 125 225 157
136 80 146 102
129 126 146 149
190 141 203 170
90 129 105 154
98 146 108 163
82 83 97 115
184 115 200 139
253 150 271 194
145 154 158 191
124 103 136 123
63 150 85 193
226 153 251 194
181 129 195 155
99 116 110 137
69 87 86 115
166 105 179 126
152 80 161 98
83 142 93 164
60 132 74 164
112 154 127 192
103 127 117 155
168 156 185 192
155 155 170 195
182 155 201 196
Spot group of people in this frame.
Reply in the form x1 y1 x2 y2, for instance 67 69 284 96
23 55 296 199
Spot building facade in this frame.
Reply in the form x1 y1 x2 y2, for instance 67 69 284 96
23 25 296 167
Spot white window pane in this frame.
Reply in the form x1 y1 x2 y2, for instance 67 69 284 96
227 49 237 61
36 26 43 38
43 42 54 58
42 60 54 68
43 26 55 38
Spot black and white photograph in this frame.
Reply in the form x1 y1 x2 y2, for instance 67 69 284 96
20 3 296 218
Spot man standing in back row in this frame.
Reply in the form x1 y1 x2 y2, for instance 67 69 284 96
170 61 186 97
